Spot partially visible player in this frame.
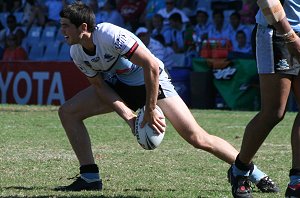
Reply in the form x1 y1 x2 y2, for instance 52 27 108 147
55 1 278 193
228 0 300 197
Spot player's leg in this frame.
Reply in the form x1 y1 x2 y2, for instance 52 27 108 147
229 24 290 197
157 95 238 164
230 74 289 196
239 74 291 164
58 85 113 165
285 75 300 197
157 95 279 193
56 85 113 191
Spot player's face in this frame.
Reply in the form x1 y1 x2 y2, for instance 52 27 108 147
60 18 82 45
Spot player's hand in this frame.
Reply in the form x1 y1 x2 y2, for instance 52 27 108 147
141 108 166 134
286 38 300 63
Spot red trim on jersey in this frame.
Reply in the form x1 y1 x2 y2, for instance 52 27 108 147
124 42 139 59
116 68 130 74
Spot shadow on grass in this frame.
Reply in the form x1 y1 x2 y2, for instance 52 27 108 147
0 196 139 198
121 187 175 192
0 186 142 198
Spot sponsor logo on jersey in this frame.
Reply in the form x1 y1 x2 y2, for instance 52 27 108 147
114 33 127 51
84 61 92 68
91 57 100 62
78 65 87 73
104 54 115 62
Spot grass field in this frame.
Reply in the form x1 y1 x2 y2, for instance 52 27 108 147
0 104 294 198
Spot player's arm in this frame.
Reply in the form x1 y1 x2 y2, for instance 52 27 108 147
87 74 136 132
129 46 165 133
257 0 300 60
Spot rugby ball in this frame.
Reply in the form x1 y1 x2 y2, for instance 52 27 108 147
134 105 166 150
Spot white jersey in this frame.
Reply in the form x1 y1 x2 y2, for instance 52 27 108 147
70 23 167 86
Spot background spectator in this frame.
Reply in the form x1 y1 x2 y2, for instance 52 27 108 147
239 0 258 24
194 9 212 42
157 0 190 27
22 0 46 29
88 0 101 23
0 14 25 49
176 0 197 18
234 30 251 53
2 34 28 61
96 0 125 28
135 27 175 70
140 0 166 31
0 21 4 32
42 0 67 27
169 13 187 53
151 13 172 46
2 0 23 13
208 10 230 40
228 12 251 50
0 45 3 59
195 0 212 13
117 0 146 31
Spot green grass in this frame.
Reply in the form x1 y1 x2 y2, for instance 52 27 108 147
0 104 294 198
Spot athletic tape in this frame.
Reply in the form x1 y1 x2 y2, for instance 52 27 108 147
257 0 285 25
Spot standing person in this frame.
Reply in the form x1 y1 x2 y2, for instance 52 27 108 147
228 0 300 198
56 1 278 193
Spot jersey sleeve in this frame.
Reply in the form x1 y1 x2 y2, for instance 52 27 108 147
111 28 139 59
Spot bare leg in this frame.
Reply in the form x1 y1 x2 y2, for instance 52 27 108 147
239 74 292 164
158 96 238 164
291 76 300 169
58 85 113 165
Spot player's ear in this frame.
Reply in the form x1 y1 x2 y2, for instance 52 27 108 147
80 23 88 32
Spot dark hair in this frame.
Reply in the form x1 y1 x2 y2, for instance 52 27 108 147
153 34 165 45
60 1 95 32
169 12 182 23
236 30 246 38
7 34 17 41
212 10 224 19
107 0 117 9
230 11 241 20
196 10 208 18
153 13 163 20
6 14 17 23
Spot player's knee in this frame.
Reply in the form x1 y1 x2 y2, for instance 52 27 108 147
261 109 285 125
272 112 285 123
189 133 213 152
58 103 72 121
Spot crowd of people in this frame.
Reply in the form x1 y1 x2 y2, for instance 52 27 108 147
0 0 257 65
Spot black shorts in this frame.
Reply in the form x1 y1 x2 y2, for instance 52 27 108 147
106 80 166 111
